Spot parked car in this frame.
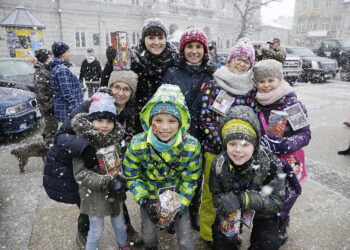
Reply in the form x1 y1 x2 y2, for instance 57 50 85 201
316 38 350 67
285 46 338 83
340 65 350 81
0 58 35 92
0 87 41 136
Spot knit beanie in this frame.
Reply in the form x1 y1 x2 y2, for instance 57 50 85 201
52 41 69 58
179 28 209 53
141 18 168 41
150 102 181 124
35 49 51 63
226 37 255 66
221 119 257 148
107 70 138 99
88 92 118 121
253 59 283 82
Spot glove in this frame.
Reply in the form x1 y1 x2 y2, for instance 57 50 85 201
141 198 159 224
81 145 98 170
217 192 242 218
106 46 117 63
260 135 287 154
109 175 126 191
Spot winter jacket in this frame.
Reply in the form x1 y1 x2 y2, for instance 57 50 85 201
72 113 125 217
162 61 214 139
257 47 286 64
123 84 202 211
131 41 179 133
34 62 54 117
100 61 113 87
199 67 257 154
49 57 83 122
79 58 102 82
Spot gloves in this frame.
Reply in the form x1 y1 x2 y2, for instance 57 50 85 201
109 175 126 191
81 145 98 170
217 192 242 218
260 135 287 154
141 198 159 224
106 46 117 63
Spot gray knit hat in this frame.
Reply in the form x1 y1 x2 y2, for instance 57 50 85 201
108 70 138 99
253 59 283 82
141 18 168 41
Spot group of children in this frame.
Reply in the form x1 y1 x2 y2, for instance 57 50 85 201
42 19 311 250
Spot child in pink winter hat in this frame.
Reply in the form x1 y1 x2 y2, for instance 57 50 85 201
226 37 255 67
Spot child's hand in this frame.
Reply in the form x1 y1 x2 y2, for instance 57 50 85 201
141 198 159 224
218 192 242 218
261 135 287 154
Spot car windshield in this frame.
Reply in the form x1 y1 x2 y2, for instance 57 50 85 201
0 60 35 77
287 47 316 57
338 39 350 47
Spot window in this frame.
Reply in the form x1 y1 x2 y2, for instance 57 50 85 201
75 30 86 48
93 34 100 45
321 18 330 30
332 17 341 31
302 0 307 9
313 0 318 9
326 0 331 7
226 40 230 48
132 0 139 5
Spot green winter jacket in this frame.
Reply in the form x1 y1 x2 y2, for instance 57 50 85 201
123 84 202 211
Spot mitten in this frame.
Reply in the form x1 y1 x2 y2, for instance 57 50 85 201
141 198 159 224
106 46 117 63
109 175 126 191
81 145 98 170
217 192 242 218
261 134 287 154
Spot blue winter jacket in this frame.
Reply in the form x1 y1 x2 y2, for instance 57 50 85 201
49 57 83 122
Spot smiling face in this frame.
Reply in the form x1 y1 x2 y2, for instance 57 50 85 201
257 77 281 93
226 139 254 165
91 119 114 135
184 41 205 64
227 55 251 74
151 113 179 142
110 81 132 107
144 34 166 56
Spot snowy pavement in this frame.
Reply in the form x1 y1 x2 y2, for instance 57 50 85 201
1 79 350 249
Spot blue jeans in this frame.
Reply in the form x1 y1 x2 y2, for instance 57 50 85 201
86 203 127 250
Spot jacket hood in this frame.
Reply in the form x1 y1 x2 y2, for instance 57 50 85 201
139 84 190 134
219 105 261 151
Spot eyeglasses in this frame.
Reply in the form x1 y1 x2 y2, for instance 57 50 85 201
234 56 251 66
111 85 132 94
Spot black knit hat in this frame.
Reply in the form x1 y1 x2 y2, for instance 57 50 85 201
141 18 168 41
35 49 51 63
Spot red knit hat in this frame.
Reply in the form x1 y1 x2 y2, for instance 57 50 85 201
179 28 208 53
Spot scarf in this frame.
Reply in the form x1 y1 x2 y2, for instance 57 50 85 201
213 66 255 96
255 80 293 106
149 130 181 153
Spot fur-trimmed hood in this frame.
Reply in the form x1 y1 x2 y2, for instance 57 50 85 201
71 113 124 150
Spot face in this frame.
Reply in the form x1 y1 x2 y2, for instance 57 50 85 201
226 139 255 166
269 42 279 49
184 41 205 64
151 113 180 142
91 119 114 135
144 34 166 56
257 77 281 93
111 81 132 107
227 55 251 74
60 49 71 62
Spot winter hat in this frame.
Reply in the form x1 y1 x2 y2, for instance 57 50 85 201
150 102 181 124
52 41 69 58
35 49 51 63
107 70 138 99
226 37 255 66
253 59 283 82
141 18 168 41
88 92 118 121
179 28 209 53
86 48 95 56
267 37 281 44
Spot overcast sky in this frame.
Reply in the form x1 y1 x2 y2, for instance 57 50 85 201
261 0 296 21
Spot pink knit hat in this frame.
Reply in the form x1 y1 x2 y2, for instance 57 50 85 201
179 28 208 53
226 37 255 66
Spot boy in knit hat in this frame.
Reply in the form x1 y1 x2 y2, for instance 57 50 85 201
123 84 202 250
209 105 285 250
72 92 130 250
254 59 311 246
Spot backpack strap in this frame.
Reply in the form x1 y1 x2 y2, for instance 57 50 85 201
215 154 226 176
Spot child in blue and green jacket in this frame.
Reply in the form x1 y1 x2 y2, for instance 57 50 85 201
123 84 202 250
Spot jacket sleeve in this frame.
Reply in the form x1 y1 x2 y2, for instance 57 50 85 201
34 69 54 116
73 157 112 192
100 61 113 87
209 155 225 210
123 141 150 205
261 48 286 64
79 60 86 82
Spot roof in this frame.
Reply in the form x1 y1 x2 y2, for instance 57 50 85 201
0 6 45 29
261 19 291 30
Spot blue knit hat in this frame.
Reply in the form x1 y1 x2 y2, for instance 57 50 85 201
52 41 69 57
150 102 181 123
88 93 117 121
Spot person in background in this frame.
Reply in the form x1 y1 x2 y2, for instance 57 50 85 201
131 18 178 133
208 44 218 65
199 38 257 247
79 48 102 97
11 48 58 173
210 105 285 250
49 41 83 124
256 37 286 64
100 46 117 87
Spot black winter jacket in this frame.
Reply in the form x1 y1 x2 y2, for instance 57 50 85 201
34 62 54 117
79 58 102 82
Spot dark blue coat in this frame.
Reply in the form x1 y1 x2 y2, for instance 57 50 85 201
162 62 214 139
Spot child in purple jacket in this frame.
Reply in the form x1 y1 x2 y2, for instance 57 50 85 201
254 59 311 246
